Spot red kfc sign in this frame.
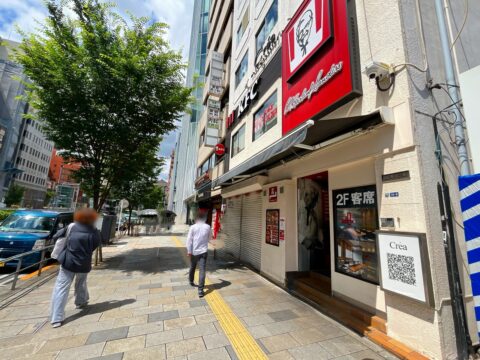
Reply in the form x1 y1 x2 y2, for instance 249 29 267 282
282 0 362 135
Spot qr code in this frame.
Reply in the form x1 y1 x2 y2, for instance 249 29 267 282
387 253 416 286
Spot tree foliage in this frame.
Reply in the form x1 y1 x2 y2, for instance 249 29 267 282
5 184 25 207
14 0 191 210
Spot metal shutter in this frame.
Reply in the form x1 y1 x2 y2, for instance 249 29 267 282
240 191 262 270
217 197 241 259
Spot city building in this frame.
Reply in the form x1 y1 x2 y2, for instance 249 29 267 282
0 38 29 202
184 0 480 358
168 0 211 224
13 117 54 208
194 0 233 225
48 148 81 185
0 38 52 208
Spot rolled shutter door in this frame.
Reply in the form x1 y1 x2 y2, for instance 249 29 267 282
240 191 262 270
217 197 241 259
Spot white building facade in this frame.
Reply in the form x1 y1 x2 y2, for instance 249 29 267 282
194 0 480 358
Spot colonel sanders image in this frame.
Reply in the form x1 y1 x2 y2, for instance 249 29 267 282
298 178 324 270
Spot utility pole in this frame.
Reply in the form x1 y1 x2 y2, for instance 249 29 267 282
434 1 472 358
434 0 470 176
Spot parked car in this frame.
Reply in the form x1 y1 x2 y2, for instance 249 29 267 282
0 210 73 269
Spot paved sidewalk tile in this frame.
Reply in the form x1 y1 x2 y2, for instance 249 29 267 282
103 335 146 355
123 344 166 359
148 310 179 323
86 326 129 344
0 235 398 360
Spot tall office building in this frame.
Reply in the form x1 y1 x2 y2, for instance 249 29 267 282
168 0 210 224
0 38 53 208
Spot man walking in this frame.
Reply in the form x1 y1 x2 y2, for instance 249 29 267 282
186 214 211 298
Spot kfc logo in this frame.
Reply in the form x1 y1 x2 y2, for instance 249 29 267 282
286 0 332 80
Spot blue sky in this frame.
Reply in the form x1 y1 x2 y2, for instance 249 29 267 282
0 0 194 180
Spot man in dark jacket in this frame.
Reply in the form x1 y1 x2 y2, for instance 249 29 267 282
50 209 101 328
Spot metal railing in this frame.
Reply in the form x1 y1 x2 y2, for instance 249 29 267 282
0 245 55 290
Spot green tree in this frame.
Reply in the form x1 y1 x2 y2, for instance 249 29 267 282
142 185 164 210
15 0 191 210
5 184 25 207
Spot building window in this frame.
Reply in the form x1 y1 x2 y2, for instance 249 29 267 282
231 125 246 157
199 129 205 146
255 0 278 55
253 91 278 141
235 51 249 87
237 6 250 45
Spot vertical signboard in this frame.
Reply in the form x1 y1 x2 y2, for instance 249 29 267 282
282 0 362 135
459 174 480 335
333 185 379 283
205 98 221 147
266 209 280 246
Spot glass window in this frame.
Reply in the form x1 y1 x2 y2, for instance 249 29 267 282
0 214 56 233
256 0 278 55
253 91 278 141
232 125 246 157
237 7 250 45
333 185 379 284
235 51 249 87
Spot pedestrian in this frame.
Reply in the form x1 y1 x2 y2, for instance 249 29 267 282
186 213 211 298
50 208 101 328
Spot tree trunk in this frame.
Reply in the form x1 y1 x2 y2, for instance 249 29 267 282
128 206 133 236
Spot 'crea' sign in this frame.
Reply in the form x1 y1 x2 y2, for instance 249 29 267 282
282 0 362 135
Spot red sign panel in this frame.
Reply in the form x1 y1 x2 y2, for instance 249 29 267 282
269 187 278 202
214 143 225 156
282 0 361 135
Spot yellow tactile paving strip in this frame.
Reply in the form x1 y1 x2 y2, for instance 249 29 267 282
172 236 268 360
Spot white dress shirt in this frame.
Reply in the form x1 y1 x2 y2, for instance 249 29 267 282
186 221 211 256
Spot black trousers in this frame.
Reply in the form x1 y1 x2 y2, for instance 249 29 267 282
189 252 208 292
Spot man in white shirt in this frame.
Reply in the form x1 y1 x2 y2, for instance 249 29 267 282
186 214 211 298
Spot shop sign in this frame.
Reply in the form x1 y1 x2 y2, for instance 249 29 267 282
377 231 433 306
214 143 225 156
237 79 260 119
282 0 362 135
253 32 281 82
253 91 278 141
269 186 278 202
279 217 286 241
266 209 280 246
333 185 379 284
205 99 222 147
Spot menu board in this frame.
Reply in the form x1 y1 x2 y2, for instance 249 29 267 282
266 209 280 246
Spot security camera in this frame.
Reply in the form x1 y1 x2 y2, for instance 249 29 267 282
365 61 391 81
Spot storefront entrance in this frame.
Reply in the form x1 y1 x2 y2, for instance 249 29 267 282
297 171 331 278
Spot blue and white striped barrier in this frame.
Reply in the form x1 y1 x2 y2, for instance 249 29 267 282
459 174 480 337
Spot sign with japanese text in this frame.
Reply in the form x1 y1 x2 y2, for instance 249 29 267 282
266 209 280 246
269 186 278 202
253 91 278 141
333 185 379 284
280 217 286 241
282 0 362 135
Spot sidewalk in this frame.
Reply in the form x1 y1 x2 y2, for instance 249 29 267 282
0 235 399 359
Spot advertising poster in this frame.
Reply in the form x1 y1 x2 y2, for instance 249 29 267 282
333 185 379 283
297 172 330 274
266 209 280 246
253 91 278 141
